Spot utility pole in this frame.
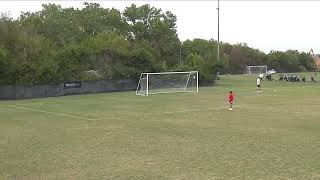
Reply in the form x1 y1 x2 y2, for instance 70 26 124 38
217 0 220 62
180 46 182 64
24 47 27 64
209 47 211 61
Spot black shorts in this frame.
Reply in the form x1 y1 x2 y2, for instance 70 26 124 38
257 85 261 88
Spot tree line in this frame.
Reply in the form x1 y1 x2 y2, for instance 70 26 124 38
0 3 316 85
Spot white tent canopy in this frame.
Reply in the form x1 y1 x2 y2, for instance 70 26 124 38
265 69 277 75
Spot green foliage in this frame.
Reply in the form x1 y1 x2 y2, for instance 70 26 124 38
0 2 316 85
298 52 316 71
79 32 130 80
0 44 10 84
124 4 181 68
223 43 265 74
265 50 316 73
176 51 217 84
130 48 155 72
55 44 83 81
81 32 129 55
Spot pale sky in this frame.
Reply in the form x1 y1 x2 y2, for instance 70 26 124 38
0 1 319 54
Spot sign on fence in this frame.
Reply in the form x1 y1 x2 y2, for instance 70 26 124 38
64 81 82 89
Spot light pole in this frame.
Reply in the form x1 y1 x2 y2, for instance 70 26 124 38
180 46 182 64
217 0 220 62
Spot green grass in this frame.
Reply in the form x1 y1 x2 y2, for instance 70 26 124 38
1 75 320 179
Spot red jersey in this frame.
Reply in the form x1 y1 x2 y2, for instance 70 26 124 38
229 94 234 102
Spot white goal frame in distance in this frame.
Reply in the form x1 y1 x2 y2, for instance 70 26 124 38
136 71 199 96
243 65 268 75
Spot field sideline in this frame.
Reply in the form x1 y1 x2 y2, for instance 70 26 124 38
1 74 320 179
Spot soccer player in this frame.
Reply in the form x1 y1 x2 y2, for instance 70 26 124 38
257 76 262 92
229 91 234 111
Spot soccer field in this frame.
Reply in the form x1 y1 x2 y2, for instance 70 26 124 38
1 75 320 179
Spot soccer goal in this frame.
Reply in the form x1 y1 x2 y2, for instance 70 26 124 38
243 65 267 75
136 71 199 96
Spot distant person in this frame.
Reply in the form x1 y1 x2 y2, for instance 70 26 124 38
228 91 234 111
279 74 284 81
266 74 272 81
302 76 306 82
257 77 262 92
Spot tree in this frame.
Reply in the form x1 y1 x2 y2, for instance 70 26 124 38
298 52 316 71
2 2 315 86
0 44 9 84
130 48 156 75
124 4 180 68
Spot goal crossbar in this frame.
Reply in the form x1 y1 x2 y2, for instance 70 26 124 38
141 71 198 75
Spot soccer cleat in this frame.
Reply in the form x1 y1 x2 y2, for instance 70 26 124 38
229 108 232 111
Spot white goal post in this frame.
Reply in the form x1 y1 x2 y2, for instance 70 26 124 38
136 71 199 96
243 65 267 75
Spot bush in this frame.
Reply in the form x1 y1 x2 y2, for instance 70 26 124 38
175 52 217 85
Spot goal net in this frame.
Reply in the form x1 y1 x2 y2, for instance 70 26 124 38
243 65 267 75
136 71 199 96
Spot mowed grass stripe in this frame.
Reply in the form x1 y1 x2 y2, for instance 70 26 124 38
6 104 260 122
7 105 96 121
